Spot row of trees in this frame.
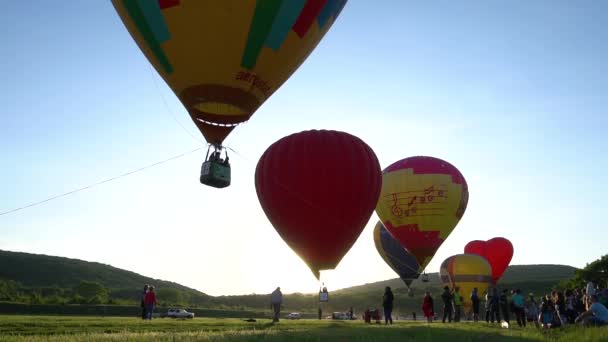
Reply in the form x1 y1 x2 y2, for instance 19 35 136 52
0 280 110 305
0 279 220 307
558 254 608 290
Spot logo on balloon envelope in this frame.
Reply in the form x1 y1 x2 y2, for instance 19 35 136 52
255 130 381 279
375 156 469 272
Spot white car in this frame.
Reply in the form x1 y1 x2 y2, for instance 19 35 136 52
167 308 195 319
287 312 301 320
332 312 350 320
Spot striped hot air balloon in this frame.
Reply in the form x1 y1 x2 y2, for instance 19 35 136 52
112 0 347 145
439 254 492 312
373 221 420 287
375 156 469 274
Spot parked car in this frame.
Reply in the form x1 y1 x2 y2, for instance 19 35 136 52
332 312 350 320
287 312 301 320
166 308 195 319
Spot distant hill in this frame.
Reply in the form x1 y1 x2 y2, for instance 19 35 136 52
334 264 577 296
0 249 577 315
0 250 211 304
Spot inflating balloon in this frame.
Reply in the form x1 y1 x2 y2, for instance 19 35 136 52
375 156 469 274
112 0 347 187
440 254 492 311
464 237 513 283
373 221 420 287
255 130 381 279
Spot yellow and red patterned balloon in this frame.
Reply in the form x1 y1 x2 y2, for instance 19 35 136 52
439 254 492 311
375 156 469 274
112 0 347 144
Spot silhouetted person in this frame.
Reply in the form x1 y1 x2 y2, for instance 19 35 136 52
441 286 453 323
270 287 282 323
140 284 149 320
499 289 510 324
383 286 394 325
471 287 480 322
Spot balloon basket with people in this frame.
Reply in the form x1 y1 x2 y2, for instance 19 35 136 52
200 145 231 188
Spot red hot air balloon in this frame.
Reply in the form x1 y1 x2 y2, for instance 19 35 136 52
464 240 486 256
255 130 382 279
464 237 514 283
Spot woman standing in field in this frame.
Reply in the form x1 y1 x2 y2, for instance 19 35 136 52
422 291 434 323
144 285 158 320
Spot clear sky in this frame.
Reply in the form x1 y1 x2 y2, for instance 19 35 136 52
1 1 606 296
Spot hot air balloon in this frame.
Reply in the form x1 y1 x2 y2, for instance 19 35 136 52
464 237 513 284
373 221 420 287
255 130 381 280
440 254 492 312
112 0 348 188
375 156 469 275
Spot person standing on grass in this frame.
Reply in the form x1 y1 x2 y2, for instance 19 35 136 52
526 293 540 328
270 287 282 323
511 289 526 327
489 287 501 323
382 286 394 325
441 286 453 323
422 291 434 323
499 289 510 325
140 284 149 320
585 280 596 310
144 285 158 320
471 287 480 322
452 287 462 322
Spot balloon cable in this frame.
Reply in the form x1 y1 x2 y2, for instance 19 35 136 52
148 65 203 144
0 147 202 217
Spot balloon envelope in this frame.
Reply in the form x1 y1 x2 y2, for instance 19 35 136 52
373 221 420 287
440 254 492 312
255 130 381 279
375 156 469 273
112 0 347 144
464 237 513 283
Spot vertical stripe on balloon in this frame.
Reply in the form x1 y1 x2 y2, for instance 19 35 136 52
137 0 171 42
317 0 346 28
292 0 327 38
121 0 173 73
241 0 284 69
265 0 307 50
158 0 180 9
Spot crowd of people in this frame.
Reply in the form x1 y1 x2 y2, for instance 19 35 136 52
421 280 608 328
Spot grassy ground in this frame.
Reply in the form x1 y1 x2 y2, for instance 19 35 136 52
0 316 606 341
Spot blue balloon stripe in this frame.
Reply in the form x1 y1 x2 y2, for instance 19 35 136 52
136 0 171 43
374 222 420 282
265 0 307 50
317 0 346 28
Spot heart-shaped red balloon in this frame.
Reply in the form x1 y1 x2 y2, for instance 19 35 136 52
464 237 513 283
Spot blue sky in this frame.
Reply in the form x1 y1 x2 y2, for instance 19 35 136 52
1 1 606 296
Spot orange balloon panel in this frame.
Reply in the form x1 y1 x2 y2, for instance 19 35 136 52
375 156 468 272
112 0 347 144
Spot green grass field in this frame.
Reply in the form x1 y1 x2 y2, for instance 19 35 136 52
0 315 606 341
